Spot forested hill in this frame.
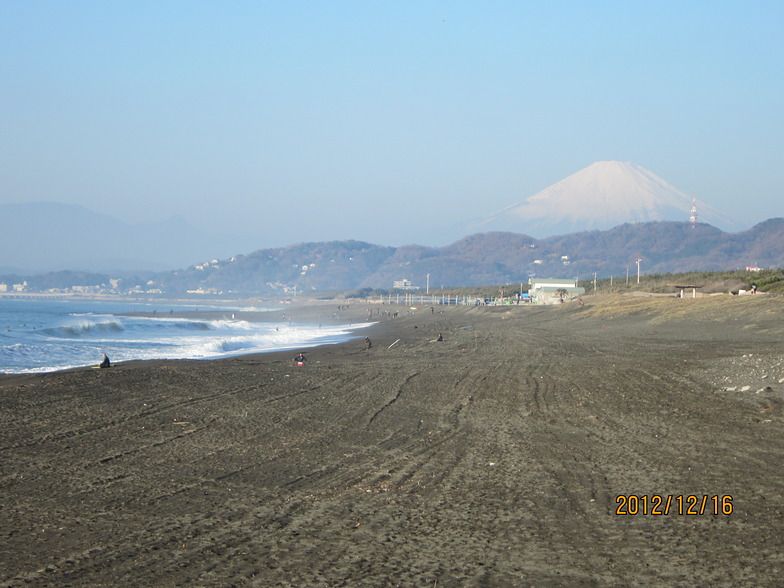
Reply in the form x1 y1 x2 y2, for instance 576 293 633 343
152 219 784 294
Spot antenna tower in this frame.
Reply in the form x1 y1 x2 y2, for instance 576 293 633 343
690 198 697 228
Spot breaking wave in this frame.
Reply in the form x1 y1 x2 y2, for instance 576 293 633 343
41 319 125 338
1 302 373 374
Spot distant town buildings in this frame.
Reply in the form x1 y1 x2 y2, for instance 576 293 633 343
266 282 298 295
194 259 222 271
0 278 167 296
70 285 101 294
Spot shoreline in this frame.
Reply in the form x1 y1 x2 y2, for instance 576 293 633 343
0 299 386 378
2 295 782 585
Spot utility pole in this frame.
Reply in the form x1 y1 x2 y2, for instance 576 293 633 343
593 272 597 291
636 258 642 284
426 273 430 295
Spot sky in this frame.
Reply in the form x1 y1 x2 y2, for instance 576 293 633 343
2 0 782 252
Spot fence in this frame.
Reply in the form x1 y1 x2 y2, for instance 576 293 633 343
364 293 531 306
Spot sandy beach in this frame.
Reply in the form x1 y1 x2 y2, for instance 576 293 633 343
1 295 783 586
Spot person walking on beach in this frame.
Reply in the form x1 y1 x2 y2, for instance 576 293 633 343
99 353 111 368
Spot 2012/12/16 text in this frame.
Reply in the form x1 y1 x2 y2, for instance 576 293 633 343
615 495 733 515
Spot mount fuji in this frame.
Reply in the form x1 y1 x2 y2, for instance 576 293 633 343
475 161 736 237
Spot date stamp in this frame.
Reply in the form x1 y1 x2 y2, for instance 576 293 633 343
615 494 733 515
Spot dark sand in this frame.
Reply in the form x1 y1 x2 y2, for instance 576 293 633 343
1 295 783 587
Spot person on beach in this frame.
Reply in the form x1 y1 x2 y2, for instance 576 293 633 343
364 337 372 349
293 352 307 365
436 333 444 341
99 353 111 368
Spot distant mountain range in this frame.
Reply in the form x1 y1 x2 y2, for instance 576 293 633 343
149 219 784 295
1 162 745 275
2 162 776 294
0 202 257 274
3 218 782 293
3 206 783 294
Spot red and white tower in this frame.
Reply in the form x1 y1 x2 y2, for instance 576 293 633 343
690 198 697 228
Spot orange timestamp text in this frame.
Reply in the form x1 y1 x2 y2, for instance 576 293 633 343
615 494 733 516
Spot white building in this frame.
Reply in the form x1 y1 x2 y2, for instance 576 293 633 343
393 279 419 290
528 278 585 304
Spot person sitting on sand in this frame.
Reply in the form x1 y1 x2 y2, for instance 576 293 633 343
99 353 111 368
436 333 444 342
293 352 307 365
364 337 372 349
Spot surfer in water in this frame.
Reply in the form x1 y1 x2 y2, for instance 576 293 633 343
99 353 111 368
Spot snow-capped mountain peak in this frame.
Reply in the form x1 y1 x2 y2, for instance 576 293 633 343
477 161 732 237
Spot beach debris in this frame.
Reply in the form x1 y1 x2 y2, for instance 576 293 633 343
388 339 400 349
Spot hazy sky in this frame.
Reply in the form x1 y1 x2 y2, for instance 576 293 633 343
2 1 782 250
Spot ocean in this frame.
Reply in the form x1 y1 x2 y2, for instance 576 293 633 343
0 298 369 374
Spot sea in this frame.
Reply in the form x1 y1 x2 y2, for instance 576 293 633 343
0 298 369 374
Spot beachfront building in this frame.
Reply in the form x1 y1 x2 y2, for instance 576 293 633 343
528 278 585 304
393 279 419 291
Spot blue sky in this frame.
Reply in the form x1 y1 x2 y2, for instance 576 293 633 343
2 1 782 251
